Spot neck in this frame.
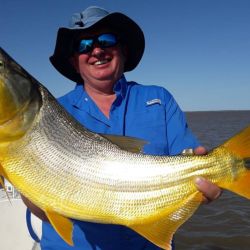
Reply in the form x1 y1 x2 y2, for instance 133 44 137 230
84 84 116 118
84 81 114 95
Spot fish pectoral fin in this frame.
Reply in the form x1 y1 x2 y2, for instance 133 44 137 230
0 162 8 180
0 175 4 188
129 191 203 250
0 175 11 202
0 164 11 202
100 134 148 153
45 210 74 246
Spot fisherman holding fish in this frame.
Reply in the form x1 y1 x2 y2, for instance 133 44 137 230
21 6 222 250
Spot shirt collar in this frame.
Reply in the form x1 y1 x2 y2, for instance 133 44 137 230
113 74 128 100
71 84 89 109
71 75 128 110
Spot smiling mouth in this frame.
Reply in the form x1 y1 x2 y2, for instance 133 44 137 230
94 59 111 66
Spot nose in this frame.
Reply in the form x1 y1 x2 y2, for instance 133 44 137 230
91 45 105 57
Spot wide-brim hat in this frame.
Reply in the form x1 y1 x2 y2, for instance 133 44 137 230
50 6 145 83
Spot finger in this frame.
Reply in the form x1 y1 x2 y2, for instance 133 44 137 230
194 146 207 155
195 177 222 204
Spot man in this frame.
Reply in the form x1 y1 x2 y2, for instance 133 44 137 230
22 6 221 250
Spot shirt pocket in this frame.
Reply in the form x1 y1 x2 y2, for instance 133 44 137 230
125 105 169 155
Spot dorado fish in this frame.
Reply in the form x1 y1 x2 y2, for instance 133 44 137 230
0 47 250 250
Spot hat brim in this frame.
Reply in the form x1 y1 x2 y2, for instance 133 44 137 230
50 12 145 83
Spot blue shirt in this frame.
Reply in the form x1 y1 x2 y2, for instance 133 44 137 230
40 76 199 250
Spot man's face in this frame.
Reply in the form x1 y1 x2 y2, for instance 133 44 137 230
71 28 127 93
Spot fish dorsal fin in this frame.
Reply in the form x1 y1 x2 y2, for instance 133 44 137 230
100 134 148 153
129 191 203 250
45 210 74 246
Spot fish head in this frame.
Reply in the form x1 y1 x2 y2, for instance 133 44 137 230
0 48 42 142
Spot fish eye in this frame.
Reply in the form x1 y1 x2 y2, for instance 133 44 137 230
0 60 4 73
0 60 4 68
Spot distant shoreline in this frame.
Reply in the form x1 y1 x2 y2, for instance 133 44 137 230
185 109 250 113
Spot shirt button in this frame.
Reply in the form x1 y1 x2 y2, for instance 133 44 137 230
84 97 88 102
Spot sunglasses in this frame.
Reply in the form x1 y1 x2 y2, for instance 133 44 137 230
75 33 119 54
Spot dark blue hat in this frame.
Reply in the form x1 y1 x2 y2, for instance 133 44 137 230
50 6 145 82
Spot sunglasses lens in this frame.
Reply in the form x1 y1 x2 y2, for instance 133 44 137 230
77 34 118 54
98 34 118 48
79 39 93 53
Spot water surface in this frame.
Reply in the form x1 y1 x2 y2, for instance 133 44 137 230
175 110 250 250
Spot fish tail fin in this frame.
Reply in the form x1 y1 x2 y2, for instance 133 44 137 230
223 125 250 159
221 125 250 199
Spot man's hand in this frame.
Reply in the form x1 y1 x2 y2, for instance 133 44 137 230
194 146 222 204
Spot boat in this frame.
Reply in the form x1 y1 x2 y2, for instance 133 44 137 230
0 183 42 250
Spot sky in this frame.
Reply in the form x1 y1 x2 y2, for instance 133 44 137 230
1 0 249 111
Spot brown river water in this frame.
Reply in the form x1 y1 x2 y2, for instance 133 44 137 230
175 110 250 250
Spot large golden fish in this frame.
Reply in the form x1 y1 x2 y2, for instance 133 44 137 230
0 47 250 250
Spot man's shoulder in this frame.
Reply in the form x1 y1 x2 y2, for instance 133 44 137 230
57 88 77 106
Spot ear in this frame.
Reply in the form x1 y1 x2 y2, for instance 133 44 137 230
69 55 80 73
